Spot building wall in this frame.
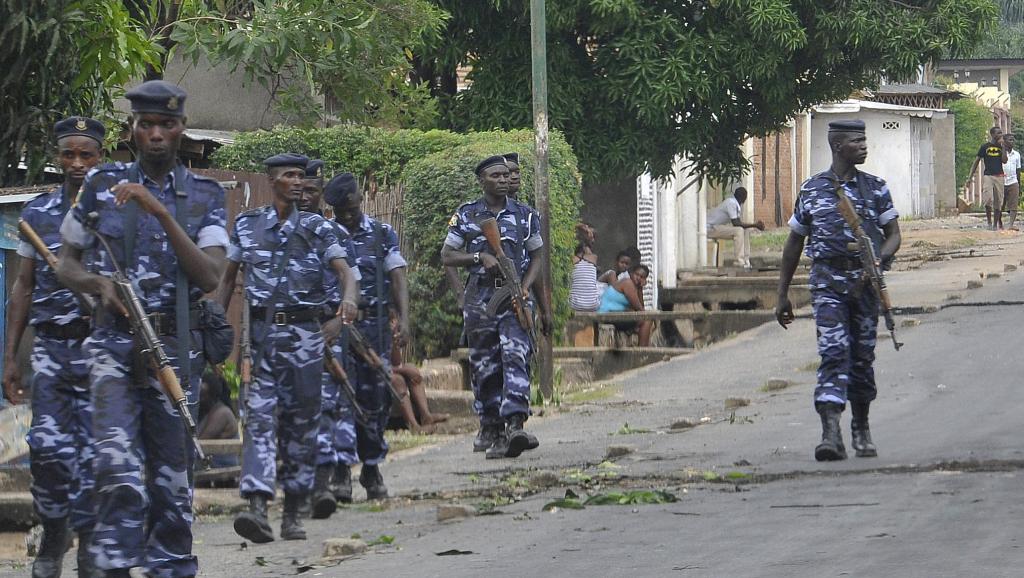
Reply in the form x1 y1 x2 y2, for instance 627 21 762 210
751 126 798 228
581 177 638 273
932 114 956 215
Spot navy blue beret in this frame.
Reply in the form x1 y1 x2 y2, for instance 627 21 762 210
828 119 866 133
475 155 508 176
125 80 187 117
324 172 358 206
502 152 520 166
53 116 105 145
263 153 309 169
305 159 324 179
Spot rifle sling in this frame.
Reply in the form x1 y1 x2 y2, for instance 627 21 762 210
250 207 302 372
373 220 385 354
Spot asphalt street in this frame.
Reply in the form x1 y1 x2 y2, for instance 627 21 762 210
12 234 1024 577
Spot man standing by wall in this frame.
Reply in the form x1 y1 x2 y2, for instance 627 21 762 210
706 187 764 268
1002 133 1021 230
965 126 1008 229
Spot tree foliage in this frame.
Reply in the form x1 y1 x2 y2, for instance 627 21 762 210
949 98 995 191
169 0 448 127
0 0 159 185
417 0 999 183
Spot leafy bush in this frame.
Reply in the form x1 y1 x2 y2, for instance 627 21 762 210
212 126 582 360
949 98 995 190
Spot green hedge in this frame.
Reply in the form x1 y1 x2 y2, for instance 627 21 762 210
949 98 995 191
212 126 583 360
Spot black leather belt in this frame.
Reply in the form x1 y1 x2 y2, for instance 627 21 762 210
107 310 201 336
250 306 323 325
816 256 863 271
35 320 91 340
473 275 505 288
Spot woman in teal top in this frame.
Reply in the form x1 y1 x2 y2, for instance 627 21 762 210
597 264 653 345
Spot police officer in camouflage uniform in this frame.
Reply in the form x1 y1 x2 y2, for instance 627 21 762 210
777 119 902 462
325 172 410 499
216 154 358 543
58 81 228 578
441 155 551 459
4 117 104 578
296 162 361 518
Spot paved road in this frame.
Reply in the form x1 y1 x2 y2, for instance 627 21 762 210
10 235 1024 577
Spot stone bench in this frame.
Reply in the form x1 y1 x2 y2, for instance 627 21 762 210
570 310 777 348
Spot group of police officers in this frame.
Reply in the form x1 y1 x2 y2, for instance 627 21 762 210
3 77 901 578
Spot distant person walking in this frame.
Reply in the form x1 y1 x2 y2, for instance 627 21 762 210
707 187 764 268
1002 133 1022 230
965 126 1008 229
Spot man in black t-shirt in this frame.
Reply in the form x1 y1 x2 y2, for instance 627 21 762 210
965 126 1009 229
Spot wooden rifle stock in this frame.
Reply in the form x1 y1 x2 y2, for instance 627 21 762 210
18 219 96 314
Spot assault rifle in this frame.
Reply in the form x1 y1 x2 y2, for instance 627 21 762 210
347 325 405 402
478 217 536 346
834 194 903 351
19 219 96 314
323 347 369 425
84 211 207 463
238 294 252 423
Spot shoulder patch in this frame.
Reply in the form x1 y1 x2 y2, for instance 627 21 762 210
448 213 459 227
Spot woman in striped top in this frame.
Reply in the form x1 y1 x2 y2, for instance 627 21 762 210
569 223 601 312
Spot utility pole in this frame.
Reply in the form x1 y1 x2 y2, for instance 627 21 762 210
530 0 553 397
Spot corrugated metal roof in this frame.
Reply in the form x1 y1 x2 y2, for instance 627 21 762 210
872 83 956 96
813 99 947 119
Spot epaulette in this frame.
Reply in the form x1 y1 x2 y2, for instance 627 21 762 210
456 200 478 212
93 161 127 174
236 207 266 219
24 188 60 209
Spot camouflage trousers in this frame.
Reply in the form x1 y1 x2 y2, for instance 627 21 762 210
316 340 358 467
240 319 322 498
464 298 532 427
811 277 879 407
27 336 94 531
86 328 204 578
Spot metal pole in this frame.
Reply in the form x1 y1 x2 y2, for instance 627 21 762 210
530 0 553 397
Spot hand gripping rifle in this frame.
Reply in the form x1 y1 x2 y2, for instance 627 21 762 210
347 325 405 402
84 211 207 463
478 217 537 346
323 345 370 425
833 194 904 351
19 219 96 315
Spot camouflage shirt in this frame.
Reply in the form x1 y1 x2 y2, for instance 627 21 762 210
18 186 83 326
323 219 359 308
346 214 406 313
444 197 543 279
61 162 228 312
227 206 347 308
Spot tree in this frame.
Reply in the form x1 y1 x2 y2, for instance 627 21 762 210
0 0 159 185
417 0 999 182
168 0 448 127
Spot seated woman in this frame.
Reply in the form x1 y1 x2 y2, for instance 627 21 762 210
598 263 653 346
198 371 240 470
569 223 601 312
389 318 449 433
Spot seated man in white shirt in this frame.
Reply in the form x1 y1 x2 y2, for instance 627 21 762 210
707 187 764 268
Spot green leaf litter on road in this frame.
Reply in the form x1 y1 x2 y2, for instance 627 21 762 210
543 489 678 511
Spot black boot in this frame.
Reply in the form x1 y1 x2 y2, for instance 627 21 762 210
473 424 500 452
280 493 307 541
75 529 100 578
311 464 338 519
331 463 353 503
233 494 274 543
359 464 389 500
485 426 509 460
504 413 534 458
32 517 69 578
850 402 878 458
814 403 847 461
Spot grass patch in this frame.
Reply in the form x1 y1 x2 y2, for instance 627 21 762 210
750 229 791 252
797 360 819 372
610 422 652 436
384 430 436 453
564 383 621 404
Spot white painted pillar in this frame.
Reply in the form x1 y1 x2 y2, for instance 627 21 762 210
742 138 755 222
659 175 678 289
697 177 708 267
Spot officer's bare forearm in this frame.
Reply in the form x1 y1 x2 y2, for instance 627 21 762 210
3 260 34 365
440 245 475 267
777 232 806 297
57 244 109 296
522 248 543 292
215 260 241 309
880 221 902 263
330 258 359 306
156 211 224 292
389 267 410 325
